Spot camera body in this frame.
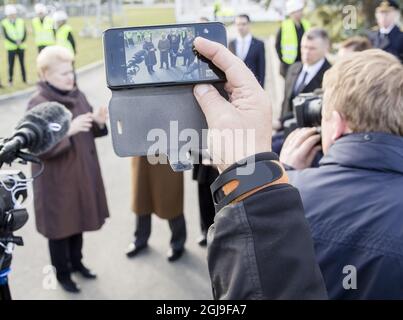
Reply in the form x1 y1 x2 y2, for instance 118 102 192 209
284 90 323 138
0 170 28 273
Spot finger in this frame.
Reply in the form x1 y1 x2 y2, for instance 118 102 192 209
193 37 257 87
283 128 300 149
194 84 231 126
290 128 318 149
299 135 321 156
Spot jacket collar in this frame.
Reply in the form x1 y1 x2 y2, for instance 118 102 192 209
320 133 403 174
37 81 80 109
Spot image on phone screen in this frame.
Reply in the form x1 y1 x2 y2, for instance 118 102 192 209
104 23 227 88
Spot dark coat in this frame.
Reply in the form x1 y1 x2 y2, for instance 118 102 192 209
131 156 184 220
143 41 157 66
27 82 110 240
368 25 403 63
168 34 180 53
207 154 328 299
281 59 331 118
229 37 266 88
288 133 403 299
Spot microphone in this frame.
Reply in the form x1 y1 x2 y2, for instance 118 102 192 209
0 102 72 163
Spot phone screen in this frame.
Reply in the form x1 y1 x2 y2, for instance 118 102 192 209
104 23 227 88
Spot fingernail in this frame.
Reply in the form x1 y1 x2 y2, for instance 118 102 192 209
195 84 211 97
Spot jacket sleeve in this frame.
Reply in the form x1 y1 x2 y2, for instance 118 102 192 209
92 123 108 138
207 184 328 300
67 31 76 54
275 28 282 62
258 41 266 88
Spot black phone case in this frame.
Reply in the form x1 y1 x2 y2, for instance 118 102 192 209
108 83 226 171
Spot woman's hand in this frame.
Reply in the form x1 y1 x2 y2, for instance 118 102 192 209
67 113 93 137
92 106 109 128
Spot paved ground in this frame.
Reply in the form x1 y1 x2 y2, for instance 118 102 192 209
0 37 283 300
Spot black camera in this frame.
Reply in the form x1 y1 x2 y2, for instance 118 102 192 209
284 90 323 137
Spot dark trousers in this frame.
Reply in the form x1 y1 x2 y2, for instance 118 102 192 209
170 51 178 67
8 49 26 83
198 183 216 236
146 65 154 74
134 214 187 250
160 52 169 69
48 233 83 281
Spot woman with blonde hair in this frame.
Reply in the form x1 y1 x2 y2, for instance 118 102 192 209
27 46 110 293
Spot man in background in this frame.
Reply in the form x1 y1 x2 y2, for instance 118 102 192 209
368 0 403 63
281 28 331 119
276 0 311 77
229 14 266 88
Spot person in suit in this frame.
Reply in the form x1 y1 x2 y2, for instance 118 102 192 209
275 0 311 78
229 14 266 88
281 28 332 119
158 33 170 70
182 31 195 67
368 0 403 63
168 30 180 68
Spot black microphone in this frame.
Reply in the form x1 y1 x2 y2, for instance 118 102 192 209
0 102 72 163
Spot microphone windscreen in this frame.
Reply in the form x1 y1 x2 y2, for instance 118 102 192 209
18 102 72 155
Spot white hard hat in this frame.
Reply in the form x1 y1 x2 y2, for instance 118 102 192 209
35 3 48 15
4 4 17 16
53 10 68 22
286 0 305 16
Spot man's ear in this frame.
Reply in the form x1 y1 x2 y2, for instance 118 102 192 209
331 110 348 142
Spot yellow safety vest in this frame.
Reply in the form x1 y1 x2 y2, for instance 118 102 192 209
281 18 311 65
32 16 55 47
1 18 27 51
56 24 74 54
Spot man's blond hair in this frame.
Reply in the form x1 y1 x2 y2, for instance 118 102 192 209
37 45 74 78
323 49 403 136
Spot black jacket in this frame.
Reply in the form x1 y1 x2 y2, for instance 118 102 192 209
207 173 327 299
368 25 403 63
229 37 266 88
281 59 331 118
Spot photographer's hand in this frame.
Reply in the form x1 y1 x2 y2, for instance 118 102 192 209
280 128 322 170
193 37 272 172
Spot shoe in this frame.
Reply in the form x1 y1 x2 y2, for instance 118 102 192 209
167 248 185 262
59 278 81 293
73 265 97 279
126 243 148 258
197 235 207 247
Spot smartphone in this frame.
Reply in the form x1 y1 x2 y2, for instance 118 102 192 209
103 22 227 89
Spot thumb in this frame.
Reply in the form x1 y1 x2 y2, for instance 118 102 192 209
194 84 228 125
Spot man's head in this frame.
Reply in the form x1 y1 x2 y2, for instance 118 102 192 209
338 36 372 58
53 10 68 28
35 3 47 18
286 0 305 22
5 5 17 20
235 14 251 38
375 0 400 29
321 49 403 154
301 28 330 66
